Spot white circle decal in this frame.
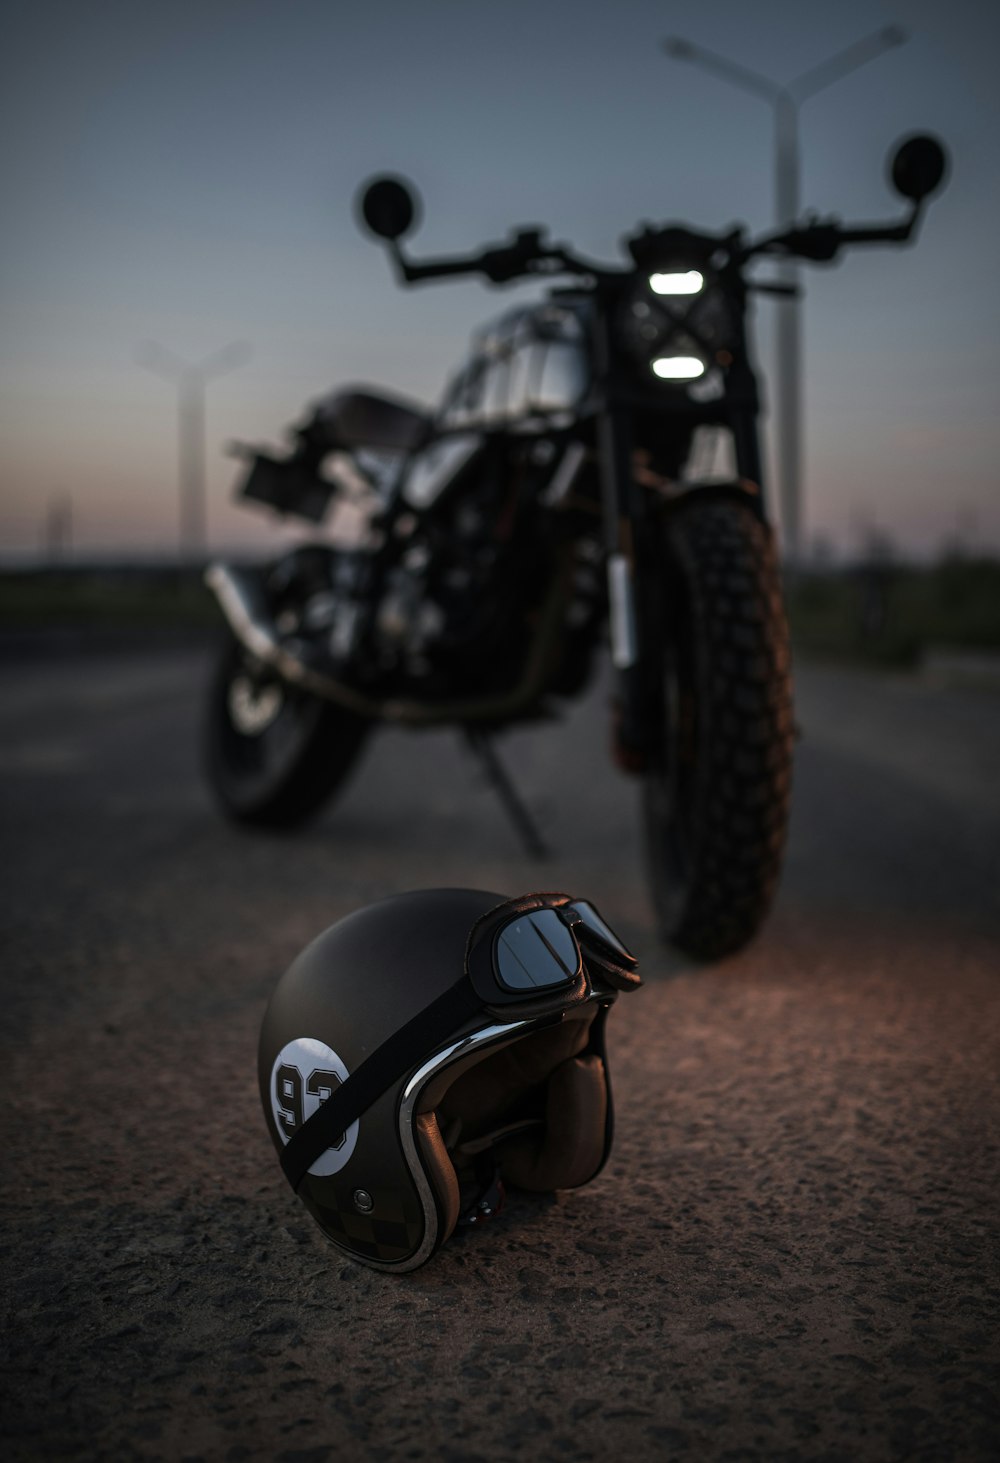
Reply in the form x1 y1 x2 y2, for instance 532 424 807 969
270 1037 359 1178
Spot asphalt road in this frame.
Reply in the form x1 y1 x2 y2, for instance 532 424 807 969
1 640 998 1462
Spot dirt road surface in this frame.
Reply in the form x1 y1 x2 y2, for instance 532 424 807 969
1 642 997 1461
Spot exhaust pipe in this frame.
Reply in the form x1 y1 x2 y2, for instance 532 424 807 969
205 563 379 717
205 559 571 727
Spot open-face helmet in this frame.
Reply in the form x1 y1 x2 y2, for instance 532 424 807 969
258 888 640 1271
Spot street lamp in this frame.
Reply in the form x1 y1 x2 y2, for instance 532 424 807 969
663 27 907 562
137 340 252 560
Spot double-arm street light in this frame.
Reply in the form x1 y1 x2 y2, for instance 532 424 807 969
137 340 252 560
663 26 907 561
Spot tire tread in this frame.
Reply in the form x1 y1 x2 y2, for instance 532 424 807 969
645 497 794 959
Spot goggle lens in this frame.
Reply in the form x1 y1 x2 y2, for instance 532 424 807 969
566 900 636 964
494 908 581 993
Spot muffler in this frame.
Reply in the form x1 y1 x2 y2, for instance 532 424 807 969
205 563 379 717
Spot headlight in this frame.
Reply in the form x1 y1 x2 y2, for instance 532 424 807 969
652 356 705 380
618 270 736 384
649 270 704 296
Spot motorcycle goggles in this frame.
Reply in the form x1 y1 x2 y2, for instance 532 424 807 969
465 892 639 1004
279 890 639 1192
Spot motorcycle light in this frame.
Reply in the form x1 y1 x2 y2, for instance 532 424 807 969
618 272 735 386
652 356 706 381
649 270 704 296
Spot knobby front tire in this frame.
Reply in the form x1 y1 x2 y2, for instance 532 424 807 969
642 495 794 959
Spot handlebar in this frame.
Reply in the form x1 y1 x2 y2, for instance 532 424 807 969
388 200 929 290
390 229 620 287
744 205 920 265
364 133 946 290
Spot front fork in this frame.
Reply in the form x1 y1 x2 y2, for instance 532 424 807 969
597 404 650 768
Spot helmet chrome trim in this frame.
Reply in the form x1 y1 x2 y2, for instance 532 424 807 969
392 1018 533 1273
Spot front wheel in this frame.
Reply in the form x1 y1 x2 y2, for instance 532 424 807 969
642 495 794 959
204 635 371 827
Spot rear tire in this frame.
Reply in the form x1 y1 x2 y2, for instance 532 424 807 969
642 495 794 959
204 635 371 828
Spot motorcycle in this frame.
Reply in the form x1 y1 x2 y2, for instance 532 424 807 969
204 133 947 958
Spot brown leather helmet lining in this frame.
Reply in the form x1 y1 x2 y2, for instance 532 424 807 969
414 1112 461 1241
414 1011 608 1247
495 1052 607 1191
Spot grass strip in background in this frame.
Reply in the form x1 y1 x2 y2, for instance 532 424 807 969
0 566 218 631
786 554 1000 667
2 555 998 668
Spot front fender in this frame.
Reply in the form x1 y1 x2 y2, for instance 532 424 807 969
657 478 766 524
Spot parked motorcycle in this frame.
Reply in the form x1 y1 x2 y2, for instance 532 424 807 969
204 134 947 957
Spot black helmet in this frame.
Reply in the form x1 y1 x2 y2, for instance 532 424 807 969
258 888 641 1271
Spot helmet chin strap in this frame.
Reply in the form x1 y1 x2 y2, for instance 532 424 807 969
457 1153 506 1228
449 1115 543 1227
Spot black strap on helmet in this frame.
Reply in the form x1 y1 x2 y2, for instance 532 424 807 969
280 977 481 1192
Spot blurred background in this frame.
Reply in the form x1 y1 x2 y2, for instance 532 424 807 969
2 9 998 1455
2 0 997 567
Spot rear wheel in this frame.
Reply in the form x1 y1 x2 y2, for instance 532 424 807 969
642 495 794 958
204 635 371 827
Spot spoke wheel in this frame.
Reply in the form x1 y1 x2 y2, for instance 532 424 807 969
204 636 370 827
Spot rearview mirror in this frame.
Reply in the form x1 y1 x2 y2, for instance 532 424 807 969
889 134 948 203
357 176 421 241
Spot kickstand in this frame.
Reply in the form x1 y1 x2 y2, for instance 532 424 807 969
463 729 550 861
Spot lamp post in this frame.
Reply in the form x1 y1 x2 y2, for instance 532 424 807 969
663 27 907 562
137 340 251 560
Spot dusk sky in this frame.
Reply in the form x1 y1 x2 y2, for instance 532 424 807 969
2 0 998 560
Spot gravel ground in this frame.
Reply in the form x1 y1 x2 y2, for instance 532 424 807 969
1 643 997 1461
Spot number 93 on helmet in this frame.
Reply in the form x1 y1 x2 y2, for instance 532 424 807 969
258 888 641 1271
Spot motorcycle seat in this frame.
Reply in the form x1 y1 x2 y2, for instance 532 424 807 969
312 387 430 453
